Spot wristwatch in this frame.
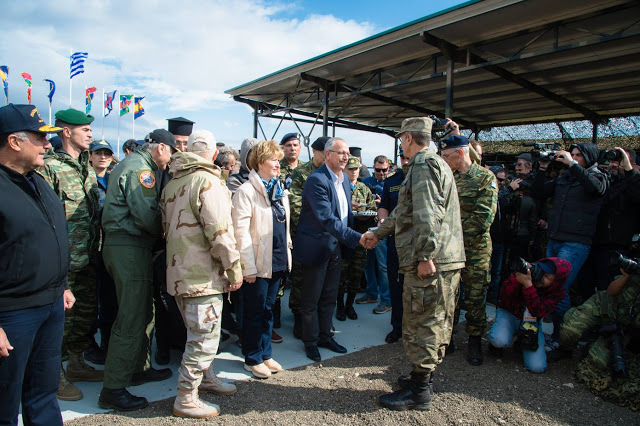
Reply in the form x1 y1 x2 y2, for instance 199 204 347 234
571 160 579 166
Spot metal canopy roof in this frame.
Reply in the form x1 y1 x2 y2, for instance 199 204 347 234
226 0 640 138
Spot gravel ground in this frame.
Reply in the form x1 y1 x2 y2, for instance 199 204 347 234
67 332 636 426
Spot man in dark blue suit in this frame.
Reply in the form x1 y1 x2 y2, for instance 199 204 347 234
294 137 370 362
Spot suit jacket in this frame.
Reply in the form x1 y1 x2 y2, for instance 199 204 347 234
293 164 361 266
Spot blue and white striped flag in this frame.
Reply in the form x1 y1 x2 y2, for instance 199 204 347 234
70 52 88 79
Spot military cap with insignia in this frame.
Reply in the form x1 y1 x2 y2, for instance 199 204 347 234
395 117 433 137
280 132 300 145
167 117 194 136
145 129 177 150
440 135 470 150
55 108 94 125
346 156 361 169
349 146 362 158
311 136 331 151
89 139 114 153
0 104 62 134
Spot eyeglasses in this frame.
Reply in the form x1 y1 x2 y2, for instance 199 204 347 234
374 168 389 173
497 177 506 182
329 150 350 157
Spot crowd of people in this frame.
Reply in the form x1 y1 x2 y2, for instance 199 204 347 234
1 104 639 424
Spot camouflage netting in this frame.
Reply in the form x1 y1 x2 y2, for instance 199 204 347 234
478 136 640 155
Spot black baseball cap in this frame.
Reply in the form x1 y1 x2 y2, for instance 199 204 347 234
0 104 62 134
145 129 177 150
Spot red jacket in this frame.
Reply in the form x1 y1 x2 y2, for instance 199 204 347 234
498 257 570 319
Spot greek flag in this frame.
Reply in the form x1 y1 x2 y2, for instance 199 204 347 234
70 52 88 79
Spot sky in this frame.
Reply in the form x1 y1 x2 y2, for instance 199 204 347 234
0 0 469 162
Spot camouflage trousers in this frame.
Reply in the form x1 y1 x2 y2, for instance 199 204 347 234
175 294 223 391
62 266 97 359
454 251 491 336
402 269 461 373
339 245 367 295
288 259 304 315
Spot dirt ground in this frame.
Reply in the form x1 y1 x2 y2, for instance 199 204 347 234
67 332 636 426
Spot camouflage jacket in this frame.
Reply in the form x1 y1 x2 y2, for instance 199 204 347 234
102 147 162 247
38 147 100 270
603 274 640 327
161 152 242 296
350 181 376 233
289 159 321 230
454 161 498 250
375 146 465 274
279 158 306 189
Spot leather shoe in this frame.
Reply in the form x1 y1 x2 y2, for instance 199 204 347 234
385 329 402 344
131 368 172 386
99 388 148 411
305 345 321 362
345 306 358 320
318 338 347 354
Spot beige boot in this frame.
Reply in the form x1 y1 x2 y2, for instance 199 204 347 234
57 366 83 401
66 351 104 382
173 388 220 418
199 366 237 395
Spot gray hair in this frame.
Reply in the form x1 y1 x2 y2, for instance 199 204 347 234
324 137 345 152
143 142 159 151
0 131 29 149
407 131 431 146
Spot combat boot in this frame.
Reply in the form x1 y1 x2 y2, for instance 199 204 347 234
57 366 83 401
467 335 483 366
398 371 434 394
66 351 104 382
173 388 220 418
345 292 358 320
336 291 346 321
199 366 237 395
380 372 432 411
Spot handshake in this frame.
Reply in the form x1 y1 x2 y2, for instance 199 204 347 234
359 231 378 250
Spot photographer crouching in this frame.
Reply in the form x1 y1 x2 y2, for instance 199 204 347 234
488 257 571 373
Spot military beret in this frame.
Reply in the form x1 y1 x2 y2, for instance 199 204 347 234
440 135 469 151
89 139 113 153
311 136 331 151
396 117 433 137
280 132 301 145
349 146 362 157
55 108 94 125
346 156 361 169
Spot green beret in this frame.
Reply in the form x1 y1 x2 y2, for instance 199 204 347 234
55 108 94 125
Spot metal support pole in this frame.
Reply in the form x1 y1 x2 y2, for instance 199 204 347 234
322 86 329 137
253 106 258 138
394 137 399 165
592 120 598 144
445 58 454 119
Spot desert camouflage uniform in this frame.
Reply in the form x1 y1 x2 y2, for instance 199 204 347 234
374 146 465 373
339 182 375 294
288 159 321 314
161 152 242 391
39 147 100 359
453 161 497 337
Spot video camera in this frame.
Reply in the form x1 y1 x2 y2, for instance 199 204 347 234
510 257 545 283
429 115 455 139
522 141 561 161
602 149 623 162
613 252 640 274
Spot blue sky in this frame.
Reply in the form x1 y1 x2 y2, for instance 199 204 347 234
1 0 469 161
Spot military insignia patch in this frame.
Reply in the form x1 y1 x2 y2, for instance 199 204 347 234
490 180 497 189
139 171 156 188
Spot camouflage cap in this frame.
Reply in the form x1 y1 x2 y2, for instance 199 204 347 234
395 117 433 137
55 108 94 125
346 156 361 169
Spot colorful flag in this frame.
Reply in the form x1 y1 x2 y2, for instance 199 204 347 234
0 66 8 101
20 72 32 104
134 96 145 119
119 94 133 116
70 52 88 79
85 87 97 114
104 90 117 117
43 79 56 103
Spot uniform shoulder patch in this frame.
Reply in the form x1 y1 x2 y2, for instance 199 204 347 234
490 180 497 189
139 170 156 188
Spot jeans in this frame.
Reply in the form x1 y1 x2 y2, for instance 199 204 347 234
0 295 65 426
488 308 546 374
546 239 591 338
364 239 391 306
242 272 282 366
487 242 505 300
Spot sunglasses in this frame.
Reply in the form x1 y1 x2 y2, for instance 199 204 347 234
497 177 506 182
374 168 389 173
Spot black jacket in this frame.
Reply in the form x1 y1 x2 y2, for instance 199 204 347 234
0 164 70 313
532 143 608 245
594 169 640 248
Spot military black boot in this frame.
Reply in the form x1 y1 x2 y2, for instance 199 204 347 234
336 292 346 321
467 335 483 366
398 371 434 394
380 372 432 411
293 313 302 340
273 298 282 329
345 292 358 320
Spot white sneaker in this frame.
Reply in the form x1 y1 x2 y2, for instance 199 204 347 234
263 358 283 373
244 363 271 379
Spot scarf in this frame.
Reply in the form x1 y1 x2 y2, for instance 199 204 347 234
261 176 286 220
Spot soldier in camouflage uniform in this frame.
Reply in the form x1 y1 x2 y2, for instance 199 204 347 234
441 133 497 367
337 157 376 321
38 108 102 401
558 270 640 410
288 136 329 338
367 117 465 411
161 130 242 418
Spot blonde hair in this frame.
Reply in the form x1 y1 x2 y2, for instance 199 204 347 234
247 140 283 171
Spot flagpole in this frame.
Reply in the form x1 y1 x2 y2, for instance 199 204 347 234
69 49 73 108
48 100 52 125
132 94 135 139
117 110 120 152
101 89 105 140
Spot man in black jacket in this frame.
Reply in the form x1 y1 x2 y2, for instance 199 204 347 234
0 104 74 425
532 143 608 345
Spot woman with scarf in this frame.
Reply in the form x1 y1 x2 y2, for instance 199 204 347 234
232 140 292 379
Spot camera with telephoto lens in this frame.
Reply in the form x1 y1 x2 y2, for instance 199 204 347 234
522 141 560 161
510 257 545 283
429 115 449 129
602 149 623 162
613 252 640 274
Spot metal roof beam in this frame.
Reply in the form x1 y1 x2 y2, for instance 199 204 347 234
421 32 601 122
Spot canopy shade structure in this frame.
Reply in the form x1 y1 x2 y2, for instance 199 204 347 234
226 0 640 140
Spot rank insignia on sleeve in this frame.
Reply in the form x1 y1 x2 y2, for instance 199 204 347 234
139 171 156 188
